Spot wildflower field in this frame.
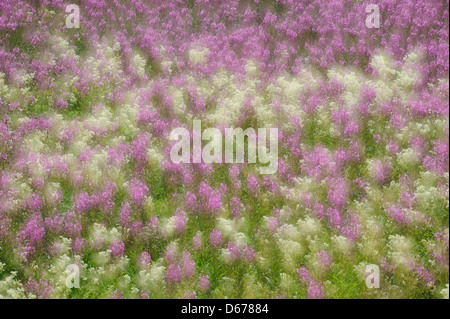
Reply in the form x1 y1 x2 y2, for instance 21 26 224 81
0 0 448 299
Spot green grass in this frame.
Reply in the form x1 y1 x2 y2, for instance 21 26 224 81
327 265 365 298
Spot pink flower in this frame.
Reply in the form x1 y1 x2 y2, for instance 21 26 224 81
175 209 187 234
317 250 331 268
296 267 311 284
120 202 132 228
370 160 391 185
247 174 259 196
307 281 324 299
185 191 197 212
165 264 182 285
72 238 86 255
140 252 152 267
266 217 278 234
226 241 240 263
198 274 210 293
184 291 197 299
130 179 149 206
181 252 196 279
192 235 202 251
111 240 125 258
26 278 54 299
209 229 223 248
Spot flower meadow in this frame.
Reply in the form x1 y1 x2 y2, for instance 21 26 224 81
0 0 448 300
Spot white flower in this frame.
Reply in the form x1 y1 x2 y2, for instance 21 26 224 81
189 47 209 65
388 235 413 265
0 272 27 299
297 217 322 237
397 148 418 168
230 232 248 247
440 284 449 299
162 216 176 238
370 53 397 80
278 273 298 296
327 68 362 107
216 218 234 237
331 235 353 253
138 263 166 288
277 224 300 241
94 250 112 267
132 52 146 78
278 239 303 261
